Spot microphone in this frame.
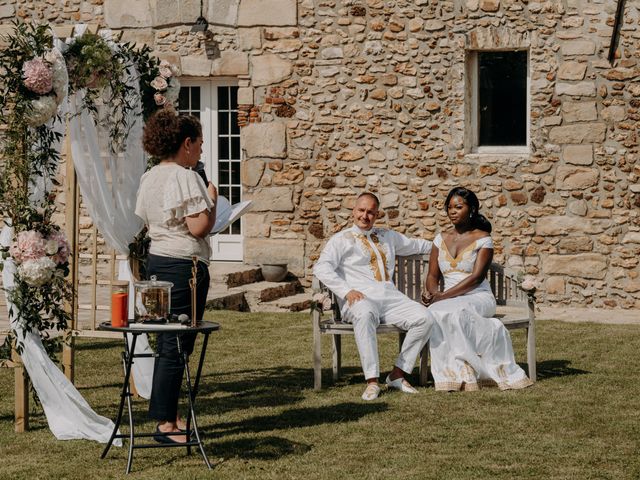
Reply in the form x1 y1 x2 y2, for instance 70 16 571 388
193 161 209 185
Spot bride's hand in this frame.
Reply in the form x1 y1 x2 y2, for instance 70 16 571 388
421 291 434 306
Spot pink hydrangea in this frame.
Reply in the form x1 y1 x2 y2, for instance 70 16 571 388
22 57 53 95
47 230 70 265
10 230 46 264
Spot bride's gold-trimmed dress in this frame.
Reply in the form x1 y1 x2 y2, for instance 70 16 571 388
428 233 533 391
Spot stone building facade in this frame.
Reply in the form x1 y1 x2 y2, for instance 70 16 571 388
1 0 639 309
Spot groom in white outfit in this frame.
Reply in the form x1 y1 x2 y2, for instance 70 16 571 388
313 192 434 400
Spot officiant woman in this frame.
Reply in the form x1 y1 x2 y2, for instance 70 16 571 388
135 108 217 443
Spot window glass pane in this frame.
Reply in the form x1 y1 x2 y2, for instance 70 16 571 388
231 162 240 185
218 86 229 110
219 163 230 185
478 51 527 146
230 111 239 134
191 87 200 109
231 137 241 160
178 89 189 111
231 186 241 204
218 112 228 135
219 186 230 199
230 86 238 109
218 137 229 160
231 219 240 235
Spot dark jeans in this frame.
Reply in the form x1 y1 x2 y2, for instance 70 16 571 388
146 254 210 421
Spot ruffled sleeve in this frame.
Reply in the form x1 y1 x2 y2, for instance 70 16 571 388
479 236 494 249
433 233 443 250
162 168 213 222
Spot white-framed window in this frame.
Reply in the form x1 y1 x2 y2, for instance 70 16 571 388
466 49 530 154
178 79 243 261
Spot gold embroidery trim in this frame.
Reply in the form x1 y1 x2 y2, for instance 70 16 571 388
441 239 477 269
355 233 382 282
370 233 390 281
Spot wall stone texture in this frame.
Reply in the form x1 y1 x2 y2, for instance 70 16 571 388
1 0 639 309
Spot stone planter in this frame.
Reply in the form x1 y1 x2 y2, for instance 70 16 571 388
260 263 288 282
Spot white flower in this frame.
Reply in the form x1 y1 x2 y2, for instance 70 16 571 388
26 95 59 127
312 292 333 311
46 48 69 103
158 60 174 79
45 239 59 256
18 257 56 287
150 76 168 91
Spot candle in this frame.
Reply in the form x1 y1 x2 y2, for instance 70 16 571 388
111 281 129 327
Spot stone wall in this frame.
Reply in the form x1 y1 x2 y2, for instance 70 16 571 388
1 0 639 308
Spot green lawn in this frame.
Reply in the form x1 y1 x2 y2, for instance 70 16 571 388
1 312 639 480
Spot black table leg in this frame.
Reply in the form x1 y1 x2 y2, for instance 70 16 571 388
102 332 138 469
178 334 212 469
185 332 210 450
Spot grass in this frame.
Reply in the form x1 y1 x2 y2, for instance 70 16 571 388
1 312 639 479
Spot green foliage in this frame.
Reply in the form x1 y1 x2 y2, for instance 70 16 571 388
0 23 70 363
0 21 168 369
128 44 163 121
64 32 139 153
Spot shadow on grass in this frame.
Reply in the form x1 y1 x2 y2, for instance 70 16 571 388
195 366 312 415
207 402 388 436
209 435 311 460
535 359 590 380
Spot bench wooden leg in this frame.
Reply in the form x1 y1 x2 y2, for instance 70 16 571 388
332 334 341 382
312 310 323 390
419 341 429 386
527 323 536 382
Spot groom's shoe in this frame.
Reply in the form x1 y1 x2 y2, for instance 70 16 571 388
361 383 381 401
385 375 418 394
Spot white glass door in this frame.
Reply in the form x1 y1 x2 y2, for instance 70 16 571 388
179 81 243 261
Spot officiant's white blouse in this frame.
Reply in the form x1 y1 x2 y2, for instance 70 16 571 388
135 163 213 263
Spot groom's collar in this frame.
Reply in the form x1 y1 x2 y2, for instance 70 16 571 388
351 225 374 236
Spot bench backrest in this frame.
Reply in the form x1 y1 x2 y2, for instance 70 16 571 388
315 254 527 322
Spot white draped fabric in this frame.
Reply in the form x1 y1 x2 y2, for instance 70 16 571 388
1 27 157 442
1 226 120 444
64 29 154 399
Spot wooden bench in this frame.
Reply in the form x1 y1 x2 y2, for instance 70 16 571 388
311 254 536 390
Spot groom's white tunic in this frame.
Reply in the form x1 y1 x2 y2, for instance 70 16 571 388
313 225 434 379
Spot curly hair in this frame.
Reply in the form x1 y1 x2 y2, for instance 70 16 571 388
142 109 202 158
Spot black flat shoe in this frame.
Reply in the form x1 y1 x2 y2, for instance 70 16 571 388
153 426 189 444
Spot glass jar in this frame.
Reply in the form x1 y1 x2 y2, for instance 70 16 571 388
111 281 129 327
133 276 173 322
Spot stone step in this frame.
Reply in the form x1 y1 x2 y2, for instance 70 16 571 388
242 279 303 311
261 292 312 313
205 278 303 312
209 262 262 288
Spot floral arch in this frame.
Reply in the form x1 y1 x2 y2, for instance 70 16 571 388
0 22 179 441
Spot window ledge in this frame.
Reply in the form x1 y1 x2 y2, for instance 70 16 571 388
472 146 530 155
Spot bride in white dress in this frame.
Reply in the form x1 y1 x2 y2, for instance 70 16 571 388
421 187 533 391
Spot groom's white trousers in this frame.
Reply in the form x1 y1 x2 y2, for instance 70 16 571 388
341 282 433 380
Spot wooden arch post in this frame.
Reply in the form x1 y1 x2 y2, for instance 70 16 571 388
62 132 79 382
